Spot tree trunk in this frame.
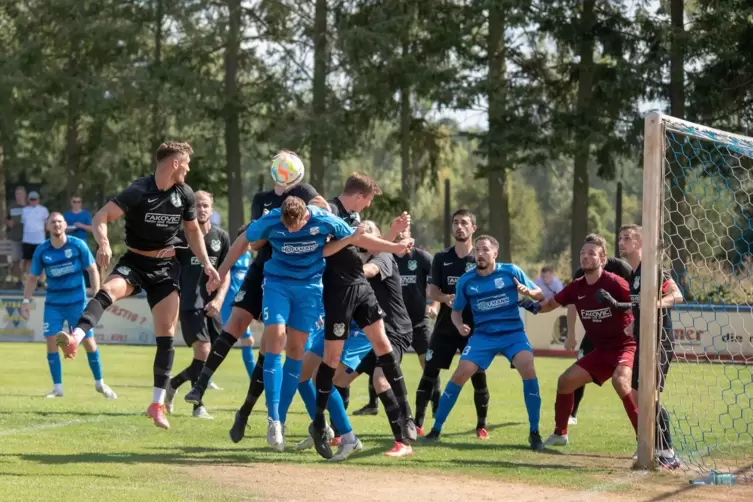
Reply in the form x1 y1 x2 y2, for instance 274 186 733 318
150 0 164 162
399 4 413 204
487 0 511 261
310 0 328 193
667 0 692 299
570 0 596 274
65 45 80 199
224 0 244 233
0 144 7 240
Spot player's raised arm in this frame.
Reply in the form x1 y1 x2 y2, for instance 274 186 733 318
322 224 363 257
659 275 684 308
511 265 545 301
363 252 392 280
384 211 410 242
91 201 124 270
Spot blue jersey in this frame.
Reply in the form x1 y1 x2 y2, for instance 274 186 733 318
30 237 94 307
222 251 251 324
453 263 537 335
64 209 92 242
245 205 353 282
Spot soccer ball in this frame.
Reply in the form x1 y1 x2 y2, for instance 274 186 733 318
270 151 305 188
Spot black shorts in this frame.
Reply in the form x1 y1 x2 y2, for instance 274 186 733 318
425 329 470 370
632 342 674 392
110 251 180 309
232 264 263 319
22 243 38 261
180 309 222 346
355 334 410 376
411 320 431 355
323 282 384 341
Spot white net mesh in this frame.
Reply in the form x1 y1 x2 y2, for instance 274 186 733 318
659 116 753 475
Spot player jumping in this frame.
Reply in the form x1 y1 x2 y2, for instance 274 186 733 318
20 213 116 400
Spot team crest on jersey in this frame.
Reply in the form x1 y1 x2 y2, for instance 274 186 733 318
117 266 131 277
309 226 320 235
170 192 182 208
210 239 221 252
494 277 504 289
408 260 417 271
333 323 345 338
64 249 73 259
235 290 245 302
466 262 475 272
633 275 640 290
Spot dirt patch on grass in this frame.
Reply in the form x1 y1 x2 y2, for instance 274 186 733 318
190 462 750 501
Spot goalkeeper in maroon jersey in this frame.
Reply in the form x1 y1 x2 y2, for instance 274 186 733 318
536 234 639 447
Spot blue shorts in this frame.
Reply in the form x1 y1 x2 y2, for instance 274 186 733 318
261 277 322 333
307 324 373 371
459 331 532 371
43 302 93 339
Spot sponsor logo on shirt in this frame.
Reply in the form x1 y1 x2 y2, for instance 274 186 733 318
580 307 612 321
447 276 460 285
145 213 181 226
47 263 76 277
475 294 510 311
281 241 318 254
400 275 417 286
190 256 219 266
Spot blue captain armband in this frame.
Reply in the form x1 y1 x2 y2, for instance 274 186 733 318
518 297 541 315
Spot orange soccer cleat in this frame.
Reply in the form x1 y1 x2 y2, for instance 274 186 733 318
384 441 413 458
416 426 425 437
147 403 170 429
55 331 79 359
476 427 489 440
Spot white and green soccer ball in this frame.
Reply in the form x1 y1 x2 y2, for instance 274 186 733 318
270 151 305 188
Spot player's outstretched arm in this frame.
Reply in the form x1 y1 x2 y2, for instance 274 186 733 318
213 233 252 290
450 310 471 337
183 219 213 268
309 195 330 211
353 232 413 256
322 224 365 257
595 288 633 311
92 202 124 270
537 298 562 314
384 212 410 242
659 277 684 308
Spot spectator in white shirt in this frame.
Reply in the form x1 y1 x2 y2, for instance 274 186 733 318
21 191 49 276
534 266 563 301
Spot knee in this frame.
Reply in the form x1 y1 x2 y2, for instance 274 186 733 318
422 366 440 381
193 342 210 360
612 373 631 396
452 364 477 386
153 319 176 338
226 311 251 338
557 373 572 393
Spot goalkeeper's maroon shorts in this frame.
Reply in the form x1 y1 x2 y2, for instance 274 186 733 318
576 344 636 386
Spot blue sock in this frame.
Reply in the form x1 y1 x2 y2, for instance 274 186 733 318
263 352 283 421
298 379 317 420
47 352 62 385
87 350 103 381
433 381 462 432
241 346 256 380
523 378 542 433
326 386 352 435
278 357 303 424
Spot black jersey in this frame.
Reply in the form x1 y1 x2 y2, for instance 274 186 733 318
574 256 633 282
322 197 366 288
176 225 231 311
429 246 476 334
630 263 675 345
394 248 432 326
111 176 196 251
250 183 319 266
368 252 412 341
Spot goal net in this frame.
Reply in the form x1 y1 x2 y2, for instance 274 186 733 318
639 112 753 477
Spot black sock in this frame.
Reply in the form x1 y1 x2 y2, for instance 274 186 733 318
77 290 113 333
471 371 489 429
656 403 673 452
572 385 585 418
153 337 175 390
415 367 440 428
195 331 237 390
315 363 336 428
377 351 412 419
189 367 203 410
367 375 378 408
171 357 205 390
431 375 441 413
335 385 350 410
378 388 405 444
239 353 265 418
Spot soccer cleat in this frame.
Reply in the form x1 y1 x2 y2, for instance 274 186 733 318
328 436 363 462
229 411 249 443
165 384 177 414
353 404 378 416
416 426 425 437
309 421 334 459
529 431 544 452
45 389 64 398
266 418 284 451
192 406 213 419
402 417 418 443
96 383 117 399
208 381 222 391
184 385 205 405
384 441 413 458
296 425 335 451
55 331 78 359
543 433 568 447
657 454 681 470
422 429 441 442
476 427 489 440
568 416 578 425
146 403 170 429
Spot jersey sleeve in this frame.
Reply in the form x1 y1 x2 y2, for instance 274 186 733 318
219 231 231 265
111 182 143 213
321 212 354 240
612 275 631 302
419 250 433 274
29 246 44 277
452 275 469 311
368 253 393 281
511 264 537 290
181 185 197 221
77 239 95 269
245 209 280 242
289 183 319 204
428 251 443 286
553 281 576 306
615 258 633 282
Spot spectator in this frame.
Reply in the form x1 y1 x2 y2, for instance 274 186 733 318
6 186 27 285
64 194 94 289
21 191 49 279
534 266 563 301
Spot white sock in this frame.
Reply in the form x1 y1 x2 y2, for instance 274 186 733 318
342 431 356 442
95 379 104 388
153 387 166 404
53 384 63 393
73 328 87 343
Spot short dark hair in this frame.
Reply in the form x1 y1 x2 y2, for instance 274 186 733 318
475 234 499 249
237 223 249 238
619 224 642 236
452 209 476 226
155 142 193 163
343 173 382 196
584 233 608 257
541 266 553 274
281 196 307 227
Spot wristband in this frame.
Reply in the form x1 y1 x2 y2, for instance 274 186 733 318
22 298 30 304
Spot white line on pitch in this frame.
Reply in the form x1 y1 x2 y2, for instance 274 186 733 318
0 418 103 437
